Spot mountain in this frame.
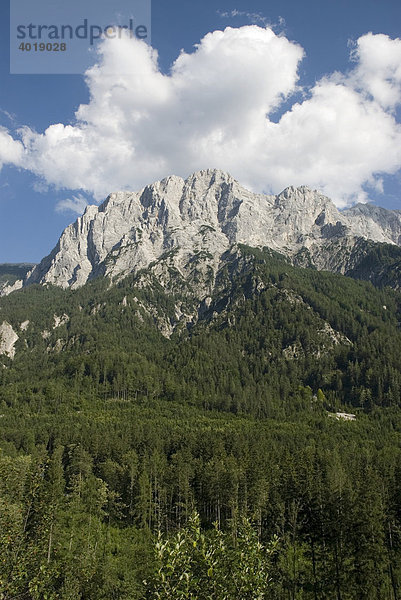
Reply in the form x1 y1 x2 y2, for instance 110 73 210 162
2 177 401 599
9 169 401 296
0 263 35 295
2 245 401 598
0 242 400 409
343 202 401 244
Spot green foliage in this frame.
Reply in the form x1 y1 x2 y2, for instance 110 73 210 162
1 246 401 597
347 238 401 288
146 512 278 600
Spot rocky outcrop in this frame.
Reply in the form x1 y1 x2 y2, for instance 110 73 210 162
343 204 401 245
53 314 69 329
0 322 18 358
0 279 23 297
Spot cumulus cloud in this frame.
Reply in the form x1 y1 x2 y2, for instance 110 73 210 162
55 194 90 214
0 127 23 169
349 33 401 110
0 26 401 209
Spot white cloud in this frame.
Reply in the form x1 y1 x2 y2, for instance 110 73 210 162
260 80 401 206
0 109 16 124
55 194 90 214
349 33 401 110
0 26 401 210
217 9 285 30
217 9 271 26
0 127 23 169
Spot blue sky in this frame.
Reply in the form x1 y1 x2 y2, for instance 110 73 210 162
1 0 401 263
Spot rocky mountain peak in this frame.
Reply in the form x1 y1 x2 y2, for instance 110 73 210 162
5 170 401 294
343 202 401 245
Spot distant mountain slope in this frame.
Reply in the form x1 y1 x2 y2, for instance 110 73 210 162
0 263 36 295
0 263 35 282
343 203 401 244
0 245 400 413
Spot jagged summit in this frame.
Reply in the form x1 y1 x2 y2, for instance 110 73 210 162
6 169 401 293
343 202 401 245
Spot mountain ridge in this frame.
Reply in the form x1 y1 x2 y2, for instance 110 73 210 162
4 169 401 295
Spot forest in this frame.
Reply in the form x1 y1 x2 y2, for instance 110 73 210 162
1 246 401 599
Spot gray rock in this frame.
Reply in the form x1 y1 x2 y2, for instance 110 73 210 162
16 169 401 291
0 322 19 359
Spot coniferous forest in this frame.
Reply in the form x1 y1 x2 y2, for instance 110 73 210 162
2 247 401 598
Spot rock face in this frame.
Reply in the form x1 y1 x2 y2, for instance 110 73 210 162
0 322 19 358
0 279 23 296
18 170 401 291
343 204 401 245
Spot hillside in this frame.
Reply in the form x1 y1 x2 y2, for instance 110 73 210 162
1 245 401 597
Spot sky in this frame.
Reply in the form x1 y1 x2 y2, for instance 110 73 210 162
1 0 401 263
